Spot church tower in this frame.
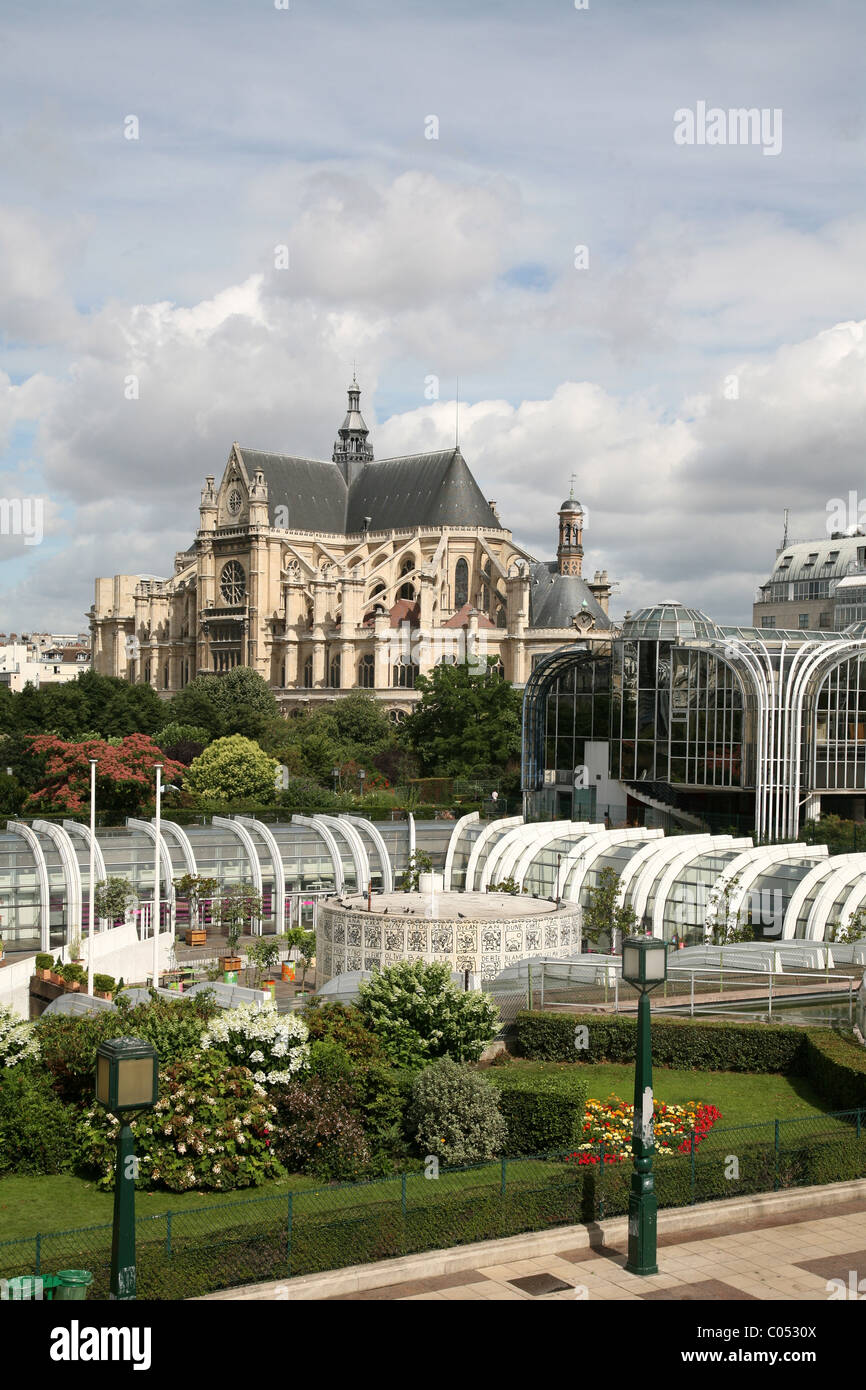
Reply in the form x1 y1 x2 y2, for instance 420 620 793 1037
333 376 374 485
557 484 584 576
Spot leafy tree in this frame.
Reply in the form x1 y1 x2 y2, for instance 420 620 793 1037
94 877 138 925
163 739 205 766
582 866 638 949
22 735 185 816
184 735 279 804
155 722 212 751
402 659 522 776
214 883 263 954
172 873 220 929
283 926 316 989
278 777 340 811
357 960 500 1068
408 1058 506 1166
328 691 392 753
164 682 225 740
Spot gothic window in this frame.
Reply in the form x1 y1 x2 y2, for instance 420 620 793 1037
302 655 313 689
163 662 169 689
454 557 469 608
392 661 418 689
220 560 246 605
496 604 507 628
358 654 375 688
398 557 415 601
329 654 341 688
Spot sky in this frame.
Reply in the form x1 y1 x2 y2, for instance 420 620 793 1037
0 0 864 631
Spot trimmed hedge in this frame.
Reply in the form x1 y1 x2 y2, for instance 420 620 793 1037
802 1030 866 1110
514 1011 807 1072
489 1071 588 1155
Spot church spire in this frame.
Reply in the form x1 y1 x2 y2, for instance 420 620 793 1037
557 486 584 576
333 375 374 484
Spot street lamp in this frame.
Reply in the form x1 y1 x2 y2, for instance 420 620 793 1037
95 1037 159 1300
153 764 162 988
358 768 366 796
621 935 668 1276
332 766 340 794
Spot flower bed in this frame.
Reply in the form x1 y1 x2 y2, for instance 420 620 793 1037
566 1094 722 1164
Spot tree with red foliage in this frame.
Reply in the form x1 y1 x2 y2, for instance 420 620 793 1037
23 735 185 816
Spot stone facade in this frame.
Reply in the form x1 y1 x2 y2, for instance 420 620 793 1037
89 383 615 711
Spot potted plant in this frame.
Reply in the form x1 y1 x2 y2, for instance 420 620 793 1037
34 952 54 980
245 937 280 991
92 972 117 1001
215 883 261 972
49 956 66 986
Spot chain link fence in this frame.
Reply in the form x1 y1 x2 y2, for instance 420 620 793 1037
2 1107 864 1300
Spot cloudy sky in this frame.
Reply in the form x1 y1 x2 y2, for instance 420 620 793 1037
0 0 864 631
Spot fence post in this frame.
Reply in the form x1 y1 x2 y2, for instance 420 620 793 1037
614 973 619 1014
858 1109 862 1142
690 972 695 1018
768 971 773 1019
774 1119 780 1191
35 1233 41 1275
401 1173 407 1217
690 1132 696 1205
500 1156 507 1198
527 962 532 1012
287 1193 293 1276
540 962 544 1010
165 1211 172 1259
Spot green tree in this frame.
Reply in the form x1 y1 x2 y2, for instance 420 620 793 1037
582 866 638 949
184 735 279 804
173 873 220 930
93 877 138 925
214 883 263 954
283 927 316 989
402 660 522 776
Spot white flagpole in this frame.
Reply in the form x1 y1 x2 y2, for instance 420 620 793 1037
88 758 97 997
153 764 162 988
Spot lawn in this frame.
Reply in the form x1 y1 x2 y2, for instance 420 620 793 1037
491 1059 841 1129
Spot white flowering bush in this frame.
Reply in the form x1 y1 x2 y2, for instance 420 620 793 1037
0 1005 40 1067
201 1002 310 1086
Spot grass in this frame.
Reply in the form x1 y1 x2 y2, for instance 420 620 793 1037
496 1059 839 1129
0 1061 849 1245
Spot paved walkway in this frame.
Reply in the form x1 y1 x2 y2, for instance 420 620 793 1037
330 1201 866 1301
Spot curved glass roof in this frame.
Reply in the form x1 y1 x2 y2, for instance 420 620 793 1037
620 601 723 642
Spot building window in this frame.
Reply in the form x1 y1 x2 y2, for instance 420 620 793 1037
761 616 776 629
398 558 415 601
329 654 341 688
302 655 313 689
798 613 809 628
392 661 418 689
358 654 375 688
220 560 246 604
163 662 170 687
454 557 469 608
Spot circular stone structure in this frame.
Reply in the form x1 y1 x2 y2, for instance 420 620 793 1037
317 891 582 986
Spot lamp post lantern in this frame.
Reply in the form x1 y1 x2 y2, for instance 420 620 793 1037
621 935 668 1276
95 1038 159 1299
332 766 340 794
358 768 366 796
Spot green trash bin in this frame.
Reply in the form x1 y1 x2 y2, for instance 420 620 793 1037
1 1274 59 1300
54 1270 93 1301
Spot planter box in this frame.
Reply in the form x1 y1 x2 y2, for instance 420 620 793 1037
94 990 113 1001
219 956 242 972
185 929 207 947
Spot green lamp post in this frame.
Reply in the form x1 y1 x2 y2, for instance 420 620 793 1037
95 1037 159 1300
621 936 668 1276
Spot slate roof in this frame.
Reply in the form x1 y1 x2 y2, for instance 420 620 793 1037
235 446 501 535
528 561 611 630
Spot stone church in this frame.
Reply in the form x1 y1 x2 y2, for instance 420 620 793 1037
90 381 615 711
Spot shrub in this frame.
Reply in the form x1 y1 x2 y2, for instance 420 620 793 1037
358 961 500 1068
802 1030 866 1110
0 1005 40 1067
35 953 53 971
61 962 87 985
201 1002 310 1086
77 1056 283 1192
302 1001 386 1063
514 1011 806 1073
270 1076 372 1181
308 1038 356 1084
37 994 219 1104
407 1059 507 1166
490 1071 589 1155
93 974 116 994
0 1070 78 1174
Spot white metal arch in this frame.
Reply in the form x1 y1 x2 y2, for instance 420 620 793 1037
782 859 845 940
615 834 708 911
408 812 416 858
63 820 109 926
33 821 83 939
629 836 742 928
805 855 866 941
481 820 573 890
291 815 345 894
158 819 198 876
126 819 177 934
317 815 371 892
511 823 598 891
6 820 51 952
827 859 866 941
236 816 286 935
649 839 754 941
561 829 658 906
443 811 479 891
211 816 264 934
345 816 394 893
464 815 523 892
719 844 827 935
